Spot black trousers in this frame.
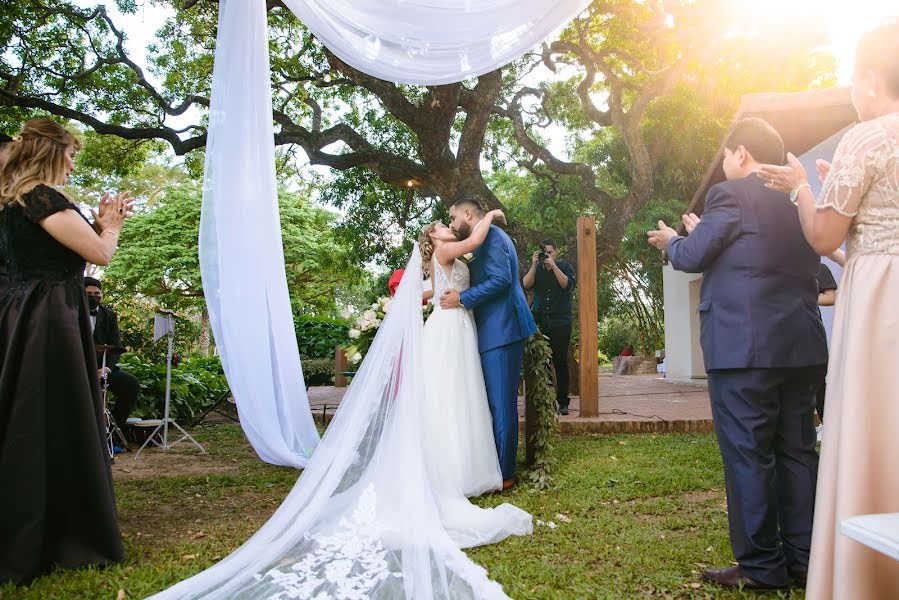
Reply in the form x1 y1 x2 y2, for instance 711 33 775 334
706 365 824 586
815 383 826 421
537 319 572 406
105 369 140 427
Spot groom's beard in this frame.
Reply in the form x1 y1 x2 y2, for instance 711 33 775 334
455 221 472 240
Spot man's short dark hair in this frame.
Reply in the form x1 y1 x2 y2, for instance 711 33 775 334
723 118 784 166
84 276 102 290
540 239 557 250
451 193 485 216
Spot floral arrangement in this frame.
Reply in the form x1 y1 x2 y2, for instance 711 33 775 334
343 296 392 365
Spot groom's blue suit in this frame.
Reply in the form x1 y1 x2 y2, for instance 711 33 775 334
460 225 536 480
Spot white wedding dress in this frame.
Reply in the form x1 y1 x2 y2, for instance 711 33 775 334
147 246 531 600
423 257 503 498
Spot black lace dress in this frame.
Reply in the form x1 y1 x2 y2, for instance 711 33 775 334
0 185 123 585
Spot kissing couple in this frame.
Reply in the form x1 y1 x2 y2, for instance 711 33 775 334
149 194 539 599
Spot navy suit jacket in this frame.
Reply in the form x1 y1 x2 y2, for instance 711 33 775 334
460 225 537 353
667 174 828 371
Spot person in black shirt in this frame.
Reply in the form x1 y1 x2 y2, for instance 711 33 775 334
523 239 576 414
815 262 838 423
84 277 141 429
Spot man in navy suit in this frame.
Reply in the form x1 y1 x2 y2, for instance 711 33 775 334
440 194 537 489
648 118 827 591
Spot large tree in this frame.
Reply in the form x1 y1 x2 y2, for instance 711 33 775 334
0 0 835 267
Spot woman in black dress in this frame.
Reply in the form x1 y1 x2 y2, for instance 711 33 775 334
0 119 132 584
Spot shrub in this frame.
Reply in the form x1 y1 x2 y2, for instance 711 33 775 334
294 314 349 359
598 316 640 358
117 354 229 422
302 356 334 387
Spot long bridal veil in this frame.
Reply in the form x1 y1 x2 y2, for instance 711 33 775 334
149 246 531 600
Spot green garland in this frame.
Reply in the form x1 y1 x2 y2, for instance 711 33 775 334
523 333 559 490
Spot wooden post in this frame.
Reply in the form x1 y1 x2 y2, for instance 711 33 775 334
577 216 599 417
334 346 347 388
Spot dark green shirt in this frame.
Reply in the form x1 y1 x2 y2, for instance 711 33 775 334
531 259 576 327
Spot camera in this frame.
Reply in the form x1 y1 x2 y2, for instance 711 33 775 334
538 250 548 261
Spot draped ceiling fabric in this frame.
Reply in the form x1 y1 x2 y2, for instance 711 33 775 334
200 0 590 466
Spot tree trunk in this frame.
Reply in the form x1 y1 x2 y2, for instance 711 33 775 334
199 308 211 357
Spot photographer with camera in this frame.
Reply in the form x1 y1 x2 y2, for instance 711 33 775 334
523 239 576 414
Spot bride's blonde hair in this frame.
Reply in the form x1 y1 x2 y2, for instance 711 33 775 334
418 221 439 276
0 119 81 207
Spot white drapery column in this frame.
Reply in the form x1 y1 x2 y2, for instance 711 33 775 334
200 0 590 466
200 0 318 468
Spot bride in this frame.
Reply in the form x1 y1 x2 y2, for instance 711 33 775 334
419 209 507 499
148 212 531 599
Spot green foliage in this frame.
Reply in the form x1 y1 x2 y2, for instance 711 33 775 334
294 314 348 359
598 316 640 359
118 354 229 422
524 333 560 490
101 180 360 338
597 349 611 367
100 290 202 364
301 357 334 387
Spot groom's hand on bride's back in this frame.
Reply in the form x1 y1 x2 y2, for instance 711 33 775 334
440 288 462 309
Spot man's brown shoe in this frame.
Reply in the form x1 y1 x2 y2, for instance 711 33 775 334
502 479 515 490
700 566 789 592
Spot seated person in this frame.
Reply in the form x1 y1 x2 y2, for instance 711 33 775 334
84 277 140 427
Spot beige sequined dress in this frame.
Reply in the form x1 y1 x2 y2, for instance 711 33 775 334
807 112 899 599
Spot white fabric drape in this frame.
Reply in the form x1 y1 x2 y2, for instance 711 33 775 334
149 246 532 599
200 0 319 468
199 0 589 466
281 0 592 85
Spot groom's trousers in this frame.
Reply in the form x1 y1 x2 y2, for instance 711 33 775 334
707 365 825 586
481 340 525 481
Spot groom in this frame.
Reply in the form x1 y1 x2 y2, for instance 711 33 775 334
440 194 536 489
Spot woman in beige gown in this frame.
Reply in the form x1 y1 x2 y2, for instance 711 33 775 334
758 23 899 599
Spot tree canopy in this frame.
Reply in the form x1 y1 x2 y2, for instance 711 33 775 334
1 0 836 270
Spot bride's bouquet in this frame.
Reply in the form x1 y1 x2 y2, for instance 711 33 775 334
343 296 392 365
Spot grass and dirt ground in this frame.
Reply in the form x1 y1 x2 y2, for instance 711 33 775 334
0 424 806 600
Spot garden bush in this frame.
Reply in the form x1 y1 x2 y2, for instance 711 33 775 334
117 354 229 422
294 314 349 359
597 315 640 358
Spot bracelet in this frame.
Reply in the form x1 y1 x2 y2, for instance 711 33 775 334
101 230 119 238
789 182 811 205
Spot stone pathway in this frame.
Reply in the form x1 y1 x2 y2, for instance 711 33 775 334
307 374 712 434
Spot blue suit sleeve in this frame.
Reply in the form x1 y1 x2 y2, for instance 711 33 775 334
459 232 512 310
668 185 741 273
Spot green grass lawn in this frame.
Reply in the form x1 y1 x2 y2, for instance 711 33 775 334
0 425 806 600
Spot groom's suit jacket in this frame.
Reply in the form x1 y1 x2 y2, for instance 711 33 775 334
667 174 828 371
460 225 537 353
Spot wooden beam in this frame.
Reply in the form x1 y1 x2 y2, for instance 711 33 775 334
577 216 599 417
334 346 347 388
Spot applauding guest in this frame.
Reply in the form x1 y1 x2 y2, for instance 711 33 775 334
0 119 132 584
757 22 899 599
649 117 827 591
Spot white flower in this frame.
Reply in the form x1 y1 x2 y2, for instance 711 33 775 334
370 302 379 310
340 307 352 320
363 309 377 322
381 299 392 313
350 352 362 364
348 329 361 339
360 320 371 332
